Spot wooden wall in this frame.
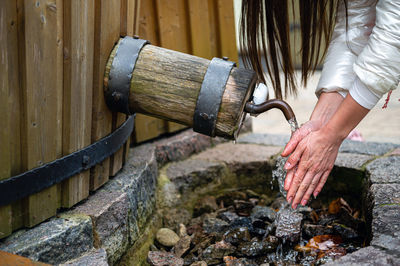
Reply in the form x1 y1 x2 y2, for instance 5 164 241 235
0 0 238 239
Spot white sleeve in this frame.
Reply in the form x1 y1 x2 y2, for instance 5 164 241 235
353 0 400 107
316 0 376 97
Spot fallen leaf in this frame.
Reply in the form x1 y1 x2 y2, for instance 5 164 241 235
305 235 342 251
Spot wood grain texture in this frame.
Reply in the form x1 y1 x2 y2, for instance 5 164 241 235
0 0 21 238
133 0 167 143
61 0 94 207
22 0 63 227
188 0 218 60
106 44 256 139
156 0 190 133
91 0 120 190
216 0 239 64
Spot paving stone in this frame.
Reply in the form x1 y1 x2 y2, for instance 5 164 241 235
71 191 129 264
71 144 158 264
325 246 400 266
0 214 93 265
369 184 400 206
339 139 399 156
237 133 290 147
194 143 282 171
371 204 400 237
388 147 400 156
334 153 373 169
366 156 400 184
153 129 220 166
371 233 400 255
166 159 225 193
61 248 108 266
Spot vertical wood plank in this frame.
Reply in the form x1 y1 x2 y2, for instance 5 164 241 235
188 0 218 60
156 0 190 133
91 0 120 189
216 0 238 64
21 0 63 227
61 0 94 207
0 0 21 238
133 0 167 143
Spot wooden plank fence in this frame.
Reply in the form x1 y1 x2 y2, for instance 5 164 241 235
0 0 238 239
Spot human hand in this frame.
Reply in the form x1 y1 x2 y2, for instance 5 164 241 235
283 127 342 209
281 120 323 191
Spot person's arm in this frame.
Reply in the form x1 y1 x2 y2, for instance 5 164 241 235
282 0 376 181
281 92 344 191
284 93 369 209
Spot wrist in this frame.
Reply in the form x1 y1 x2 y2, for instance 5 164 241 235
310 92 345 125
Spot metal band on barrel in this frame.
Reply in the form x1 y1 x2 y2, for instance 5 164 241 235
0 115 135 207
105 36 149 115
193 57 236 137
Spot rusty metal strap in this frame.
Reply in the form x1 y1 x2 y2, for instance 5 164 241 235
0 115 135 207
105 36 149 115
193 57 236 137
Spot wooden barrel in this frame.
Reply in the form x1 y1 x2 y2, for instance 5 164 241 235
104 39 257 139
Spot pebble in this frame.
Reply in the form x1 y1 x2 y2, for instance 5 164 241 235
156 228 180 247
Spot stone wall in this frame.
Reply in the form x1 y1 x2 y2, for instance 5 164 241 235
0 130 399 265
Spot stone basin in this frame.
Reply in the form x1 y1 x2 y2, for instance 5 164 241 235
0 130 399 265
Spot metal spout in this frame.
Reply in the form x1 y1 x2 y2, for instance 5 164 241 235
244 99 299 133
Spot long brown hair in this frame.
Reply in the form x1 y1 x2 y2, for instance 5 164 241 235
240 0 347 99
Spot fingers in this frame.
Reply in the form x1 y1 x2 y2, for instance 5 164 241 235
281 129 305 157
284 166 297 191
291 170 316 209
284 144 305 170
300 172 323 206
286 158 308 205
313 170 331 198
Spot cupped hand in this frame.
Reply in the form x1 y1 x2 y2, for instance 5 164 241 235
283 127 342 209
281 120 323 191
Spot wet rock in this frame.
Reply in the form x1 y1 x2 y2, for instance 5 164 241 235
147 251 184 266
303 224 334 238
203 218 229 235
223 227 251 246
252 219 268 229
275 208 303 243
270 197 288 210
234 200 254 216
201 241 235 265
259 194 275 206
230 217 253 229
237 239 276 257
251 206 276 222
318 214 338 226
174 235 192 258
156 228 180 247
190 261 207 266
332 223 360 240
193 196 219 217
217 211 239 223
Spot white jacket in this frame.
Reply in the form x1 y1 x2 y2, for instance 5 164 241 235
317 0 400 109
